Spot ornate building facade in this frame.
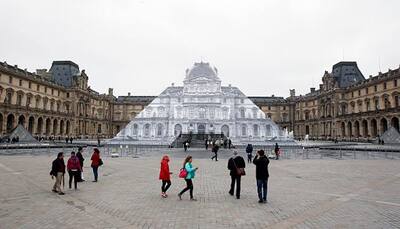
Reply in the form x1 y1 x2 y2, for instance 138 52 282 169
1 60 399 142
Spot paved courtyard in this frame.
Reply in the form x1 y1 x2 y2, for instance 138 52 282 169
0 149 400 229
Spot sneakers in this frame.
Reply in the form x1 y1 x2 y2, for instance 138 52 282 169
258 200 264 203
58 192 65 195
161 192 168 198
190 198 197 201
52 189 58 193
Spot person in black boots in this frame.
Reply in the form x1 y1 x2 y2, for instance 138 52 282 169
67 152 82 190
76 147 85 182
274 143 280 160
253 150 269 203
227 151 246 199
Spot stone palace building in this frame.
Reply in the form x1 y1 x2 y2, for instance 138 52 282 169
0 60 399 141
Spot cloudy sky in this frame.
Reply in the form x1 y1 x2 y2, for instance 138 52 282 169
1 0 399 97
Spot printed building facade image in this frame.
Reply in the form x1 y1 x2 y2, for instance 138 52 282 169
0 60 399 141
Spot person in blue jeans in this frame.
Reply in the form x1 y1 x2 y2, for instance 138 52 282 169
253 149 270 203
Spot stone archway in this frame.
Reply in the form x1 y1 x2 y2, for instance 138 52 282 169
45 118 51 135
380 118 388 134
174 124 182 136
18 115 25 126
66 120 70 136
354 121 360 138
221 125 229 137
6 114 15 132
347 121 352 138
362 120 368 137
341 122 346 138
53 119 58 135
28 116 35 133
60 120 64 135
197 124 206 134
37 117 43 135
391 117 399 132
370 119 377 138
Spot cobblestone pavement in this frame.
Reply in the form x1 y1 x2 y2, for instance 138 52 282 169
0 150 400 229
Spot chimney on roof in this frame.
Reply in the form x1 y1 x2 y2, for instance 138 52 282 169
319 84 323 90
290 89 295 97
108 88 113 96
310 87 315 93
128 92 131 96
171 83 175 87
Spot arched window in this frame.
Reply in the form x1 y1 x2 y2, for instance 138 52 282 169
132 124 138 135
199 107 206 119
144 124 151 137
241 124 247 136
157 123 163 137
240 108 245 118
265 125 271 136
253 124 259 136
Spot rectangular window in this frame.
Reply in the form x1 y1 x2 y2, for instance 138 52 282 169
45 87 47 93
19 79 23 86
366 87 369 94
27 96 31 106
37 84 40 91
17 94 22 106
374 85 377 92
395 79 398 87
383 82 387 90
57 90 60 96
9 76 12 84
66 92 70 98
51 89 54 95
28 82 32 89
358 90 361 96
351 91 354 98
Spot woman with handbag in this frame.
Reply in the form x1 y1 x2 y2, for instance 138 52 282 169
178 155 198 201
159 155 172 198
227 151 246 199
90 148 102 182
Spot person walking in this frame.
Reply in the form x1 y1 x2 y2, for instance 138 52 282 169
183 141 188 152
76 147 85 182
227 151 246 199
246 144 253 163
50 152 66 195
211 143 219 161
228 138 232 149
90 148 102 182
67 152 82 190
274 143 280 160
159 155 172 198
205 139 208 150
178 156 198 201
253 150 270 203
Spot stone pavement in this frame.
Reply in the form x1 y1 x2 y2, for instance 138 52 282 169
0 150 400 229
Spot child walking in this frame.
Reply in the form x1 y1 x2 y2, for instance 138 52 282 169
159 155 172 198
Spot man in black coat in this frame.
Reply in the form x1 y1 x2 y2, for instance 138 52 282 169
50 152 66 195
76 147 85 181
253 149 269 203
227 151 246 199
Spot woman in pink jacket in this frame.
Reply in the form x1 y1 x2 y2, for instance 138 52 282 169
67 151 82 190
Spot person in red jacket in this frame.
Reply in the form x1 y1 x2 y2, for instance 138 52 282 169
91 148 101 182
159 155 172 198
67 151 82 190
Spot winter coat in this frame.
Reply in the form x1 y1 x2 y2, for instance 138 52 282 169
246 144 253 154
91 152 100 167
159 156 171 180
67 156 82 171
50 158 65 176
185 162 196 179
253 155 269 180
76 151 84 167
227 156 246 176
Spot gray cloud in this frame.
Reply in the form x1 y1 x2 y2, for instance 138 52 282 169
1 0 399 97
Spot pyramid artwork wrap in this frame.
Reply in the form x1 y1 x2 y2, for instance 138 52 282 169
110 62 293 146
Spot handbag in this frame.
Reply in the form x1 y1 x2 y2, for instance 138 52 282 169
232 157 246 176
179 168 187 178
98 159 103 166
